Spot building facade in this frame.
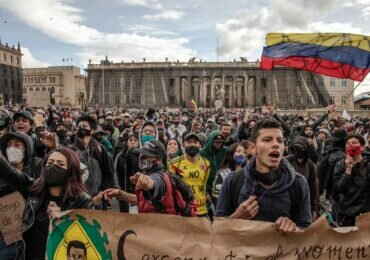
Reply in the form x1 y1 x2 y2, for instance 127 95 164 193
86 58 355 109
23 66 87 107
0 42 22 105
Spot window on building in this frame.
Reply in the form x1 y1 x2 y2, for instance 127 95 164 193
295 95 301 105
319 78 324 87
341 79 347 88
136 95 141 105
341 96 347 105
306 96 313 105
330 78 335 87
3 54 6 61
114 79 120 89
104 79 110 90
4 79 8 88
16 57 19 65
125 79 130 90
94 80 99 90
94 96 99 105
29 88 33 91
329 96 335 105
23 88 27 94
10 56 13 63
104 95 109 104
11 80 14 89
115 96 120 105
261 78 267 88
42 87 46 92
318 96 324 105
125 95 130 104
307 78 313 87
35 87 40 91
136 79 142 89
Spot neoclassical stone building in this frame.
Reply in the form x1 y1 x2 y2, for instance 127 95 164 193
86 58 354 109
0 42 22 105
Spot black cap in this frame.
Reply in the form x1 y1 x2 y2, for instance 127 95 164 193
330 129 347 142
13 110 33 123
183 132 200 142
137 140 166 159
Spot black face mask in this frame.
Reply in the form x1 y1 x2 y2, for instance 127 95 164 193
77 128 91 138
250 167 281 186
185 146 199 157
293 148 306 159
139 157 157 172
56 129 67 138
44 164 68 187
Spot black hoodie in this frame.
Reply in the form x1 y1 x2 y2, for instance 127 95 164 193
286 137 319 213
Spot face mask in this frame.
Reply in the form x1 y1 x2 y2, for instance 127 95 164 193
141 135 155 145
98 119 105 124
346 145 362 157
293 148 306 159
44 164 68 187
138 157 155 172
250 167 280 186
77 128 91 138
56 129 67 138
185 146 199 157
182 117 189 122
6 147 25 164
234 154 245 165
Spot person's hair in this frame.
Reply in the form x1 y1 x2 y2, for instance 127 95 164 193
220 123 231 129
250 119 283 144
346 133 366 146
76 115 97 130
220 143 244 171
29 147 87 205
67 240 86 256
102 123 114 134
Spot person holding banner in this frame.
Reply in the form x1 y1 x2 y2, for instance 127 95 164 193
216 119 312 232
0 147 92 260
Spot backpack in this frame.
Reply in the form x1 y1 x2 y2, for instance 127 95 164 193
151 172 198 217
228 172 300 220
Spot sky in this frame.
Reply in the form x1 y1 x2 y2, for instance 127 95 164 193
0 0 369 95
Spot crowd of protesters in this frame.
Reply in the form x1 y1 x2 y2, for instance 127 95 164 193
0 103 369 259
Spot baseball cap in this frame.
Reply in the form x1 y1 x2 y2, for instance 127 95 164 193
183 132 200 142
13 111 34 123
137 140 166 159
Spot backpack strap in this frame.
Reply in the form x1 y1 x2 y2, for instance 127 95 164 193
228 171 245 212
288 176 301 221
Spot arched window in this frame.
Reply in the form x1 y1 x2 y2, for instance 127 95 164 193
42 87 47 92
35 87 40 91
29 88 33 91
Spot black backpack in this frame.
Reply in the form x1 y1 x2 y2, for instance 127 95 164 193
228 172 301 220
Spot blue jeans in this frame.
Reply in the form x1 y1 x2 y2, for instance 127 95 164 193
0 239 18 260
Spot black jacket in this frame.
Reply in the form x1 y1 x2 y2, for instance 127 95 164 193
0 154 92 260
333 158 370 218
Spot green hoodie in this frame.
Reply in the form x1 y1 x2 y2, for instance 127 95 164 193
200 130 227 195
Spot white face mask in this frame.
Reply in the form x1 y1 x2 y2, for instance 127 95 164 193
6 147 25 165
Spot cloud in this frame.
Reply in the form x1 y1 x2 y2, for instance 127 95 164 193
216 0 368 59
0 0 195 64
21 47 50 68
125 24 179 36
142 10 185 20
121 0 162 9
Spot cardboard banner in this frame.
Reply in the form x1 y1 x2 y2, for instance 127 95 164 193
47 209 370 260
0 192 25 245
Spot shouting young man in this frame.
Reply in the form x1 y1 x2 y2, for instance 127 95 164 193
216 119 312 232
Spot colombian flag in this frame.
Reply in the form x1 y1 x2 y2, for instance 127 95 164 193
260 33 370 81
189 98 198 112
